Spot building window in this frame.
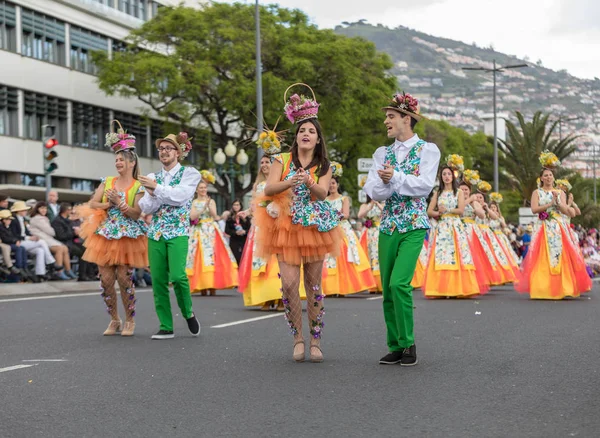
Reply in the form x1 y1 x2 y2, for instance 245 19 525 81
21 9 66 65
151 1 159 19
0 84 18 136
71 178 97 192
112 39 128 55
72 102 110 149
113 111 148 156
0 0 17 52
21 173 46 187
150 121 164 159
70 26 108 75
23 91 68 141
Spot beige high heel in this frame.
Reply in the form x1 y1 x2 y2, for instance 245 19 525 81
121 321 135 336
310 343 324 363
103 319 122 336
293 340 305 362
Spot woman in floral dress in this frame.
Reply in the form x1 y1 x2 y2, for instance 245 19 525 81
423 165 480 298
323 176 375 296
516 167 591 299
556 179 581 250
79 123 148 336
489 201 520 269
358 196 384 293
187 179 238 296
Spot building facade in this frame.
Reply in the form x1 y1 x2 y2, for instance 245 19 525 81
0 0 189 202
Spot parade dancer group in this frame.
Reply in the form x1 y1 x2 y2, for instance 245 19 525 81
75 86 591 367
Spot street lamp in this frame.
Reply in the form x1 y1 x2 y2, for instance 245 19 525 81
213 141 248 201
255 0 264 165
463 60 528 192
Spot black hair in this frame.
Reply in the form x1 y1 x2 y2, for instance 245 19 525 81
231 198 243 210
30 201 47 218
290 118 330 178
400 113 418 130
59 202 72 216
330 176 343 195
0 195 7 203
438 165 458 196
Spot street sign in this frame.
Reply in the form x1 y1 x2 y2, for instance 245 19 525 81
358 190 367 204
357 158 374 172
357 173 368 188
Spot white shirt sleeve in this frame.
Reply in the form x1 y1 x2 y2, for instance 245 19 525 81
139 172 162 214
153 167 201 207
389 142 441 197
363 147 395 201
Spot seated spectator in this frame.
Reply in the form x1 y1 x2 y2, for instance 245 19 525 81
0 209 36 282
29 202 76 280
0 195 9 209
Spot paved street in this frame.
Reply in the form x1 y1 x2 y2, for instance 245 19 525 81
1 284 599 438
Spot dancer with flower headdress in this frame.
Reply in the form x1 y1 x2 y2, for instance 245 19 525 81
422 157 481 298
364 92 440 366
323 162 376 296
516 152 591 299
138 132 201 339
488 193 520 268
255 83 341 363
358 193 384 293
78 120 148 336
556 179 582 250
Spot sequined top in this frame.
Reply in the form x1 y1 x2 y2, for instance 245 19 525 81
96 177 147 240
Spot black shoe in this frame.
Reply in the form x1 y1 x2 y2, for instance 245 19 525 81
186 313 201 336
31 275 42 283
0 266 10 275
400 345 418 366
9 266 21 275
379 350 404 365
151 330 174 340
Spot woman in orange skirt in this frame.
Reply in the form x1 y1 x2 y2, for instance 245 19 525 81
79 121 148 336
488 198 520 269
516 164 591 299
423 164 480 298
358 196 384 293
186 176 238 296
255 84 341 363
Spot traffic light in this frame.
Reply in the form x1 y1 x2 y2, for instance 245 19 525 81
42 125 58 175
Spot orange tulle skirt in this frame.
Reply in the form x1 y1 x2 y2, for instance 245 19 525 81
464 223 499 292
516 223 592 299
255 192 341 266
78 205 148 268
480 227 518 284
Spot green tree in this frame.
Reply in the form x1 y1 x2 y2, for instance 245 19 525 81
92 3 395 204
499 111 579 205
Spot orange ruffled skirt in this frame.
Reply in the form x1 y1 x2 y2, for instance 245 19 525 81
480 226 518 284
77 205 148 268
516 223 591 299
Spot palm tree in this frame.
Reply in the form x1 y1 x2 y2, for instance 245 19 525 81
499 111 580 205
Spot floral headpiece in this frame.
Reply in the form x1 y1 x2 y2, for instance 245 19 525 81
105 120 135 153
382 92 425 121
477 180 492 194
490 192 503 204
446 154 464 172
256 119 285 156
556 179 572 191
539 150 560 169
358 174 368 188
155 132 193 160
284 83 320 124
200 170 215 184
330 161 343 178
462 169 480 186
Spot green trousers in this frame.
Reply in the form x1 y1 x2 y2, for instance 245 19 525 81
148 236 194 332
379 229 426 351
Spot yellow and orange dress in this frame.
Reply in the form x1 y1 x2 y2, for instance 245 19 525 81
186 199 238 293
79 176 148 267
359 203 383 292
323 196 376 296
423 190 480 298
477 215 518 285
516 188 591 299
490 218 520 271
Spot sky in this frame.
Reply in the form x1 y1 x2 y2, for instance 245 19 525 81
212 0 599 80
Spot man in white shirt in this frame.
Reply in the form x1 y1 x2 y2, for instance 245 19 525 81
139 132 201 340
363 92 440 367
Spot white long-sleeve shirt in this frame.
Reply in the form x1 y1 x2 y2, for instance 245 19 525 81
139 163 201 214
363 134 440 201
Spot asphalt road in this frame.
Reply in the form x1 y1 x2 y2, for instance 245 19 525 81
1 284 599 438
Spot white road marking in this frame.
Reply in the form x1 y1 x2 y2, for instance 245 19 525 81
366 296 383 301
0 289 152 303
0 364 36 373
22 359 67 362
211 313 281 328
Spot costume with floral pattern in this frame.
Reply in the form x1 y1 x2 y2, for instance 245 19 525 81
359 203 383 292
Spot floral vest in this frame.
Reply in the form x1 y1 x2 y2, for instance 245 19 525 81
148 166 192 241
380 140 431 235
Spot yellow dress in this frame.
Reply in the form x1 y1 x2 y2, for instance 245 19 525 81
323 196 376 295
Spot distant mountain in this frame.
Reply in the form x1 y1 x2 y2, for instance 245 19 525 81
335 22 600 171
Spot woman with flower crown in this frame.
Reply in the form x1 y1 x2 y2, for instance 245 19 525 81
255 83 341 363
323 165 376 296
358 195 384 293
488 195 520 269
516 153 591 299
78 120 148 336
422 158 480 298
187 171 238 296
556 179 581 250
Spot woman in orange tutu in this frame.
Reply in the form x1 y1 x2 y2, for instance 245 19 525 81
358 196 384 293
516 162 591 299
323 168 376 296
423 164 480 298
187 175 238 296
255 84 341 363
80 121 148 336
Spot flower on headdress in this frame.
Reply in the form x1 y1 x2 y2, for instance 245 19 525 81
490 192 503 204
556 179 572 191
462 169 480 186
537 177 541 187
358 174 368 188
284 92 320 124
200 170 215 184
330 161 343 178
176 132 193 158
392 92 420 113
477 181 492 194
539 150 560 169
446 154 464 172
256 129 283 155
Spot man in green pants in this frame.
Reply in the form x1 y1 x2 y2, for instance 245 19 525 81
363 92 440 366
139 132 201 339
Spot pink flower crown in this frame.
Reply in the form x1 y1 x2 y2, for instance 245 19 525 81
105 120 135 153
283 83 320 124
382 92 424 121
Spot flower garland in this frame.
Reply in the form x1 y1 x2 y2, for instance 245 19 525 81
330 161 343 178
309 285 325 340
539 150 560 169
556 179 572 191
489 192 503 204
462 169 480 186
200 169 216 184
477 181 492 194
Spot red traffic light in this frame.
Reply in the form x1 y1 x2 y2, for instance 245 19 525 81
45 138 58 149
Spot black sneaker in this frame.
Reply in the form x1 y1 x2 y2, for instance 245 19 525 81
379 350 404 365
400 345 418 366
151 330 174 340
186 313 201 337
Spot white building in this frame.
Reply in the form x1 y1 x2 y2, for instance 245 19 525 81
481 112 509 141
0 0 187 202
